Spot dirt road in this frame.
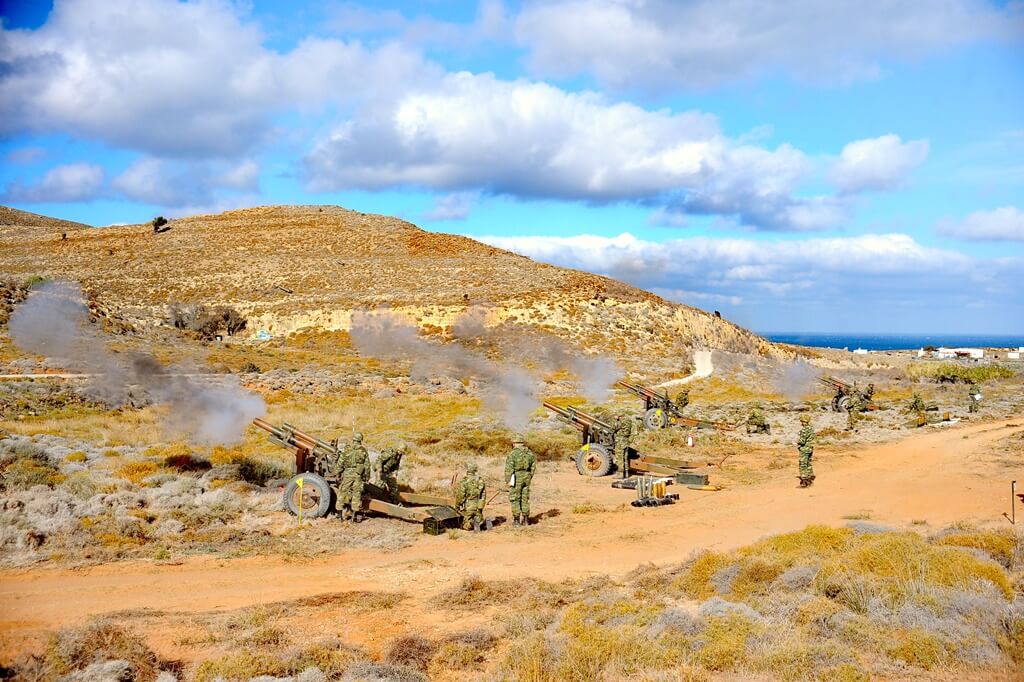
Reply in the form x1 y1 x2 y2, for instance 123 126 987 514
1 416 1021 659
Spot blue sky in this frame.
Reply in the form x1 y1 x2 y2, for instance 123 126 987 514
1 0 1022 334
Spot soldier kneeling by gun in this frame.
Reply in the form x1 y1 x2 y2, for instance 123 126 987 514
456 461 486 531
746 404 770 434
377 444 405 502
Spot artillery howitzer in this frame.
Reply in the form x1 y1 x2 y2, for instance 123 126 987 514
817 376 875 412
542 402 707 484
616 381 737 432
252 418 462 534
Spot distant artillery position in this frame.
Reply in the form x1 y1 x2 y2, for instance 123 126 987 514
542 401 706 484
817 376 875 413
615 380 737 432
251 418 462 534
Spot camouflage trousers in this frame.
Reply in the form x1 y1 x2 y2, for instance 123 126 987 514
846 409 859 430
614 443 629 475
509 472 533 518
460 501 483 530
969 400 979 413
798 448 814 480
380 473 399 502
338 473 365 510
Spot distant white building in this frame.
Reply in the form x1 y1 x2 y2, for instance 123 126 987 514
918 347 986 359
853 348 869 354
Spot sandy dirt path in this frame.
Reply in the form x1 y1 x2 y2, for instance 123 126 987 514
1 415 1022 658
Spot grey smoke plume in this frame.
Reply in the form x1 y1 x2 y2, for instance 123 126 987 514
9 281 265 445
451 306 621 402
351 309 539 429
773 359 819 401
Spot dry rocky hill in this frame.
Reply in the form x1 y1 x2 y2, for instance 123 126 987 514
1 204 781 358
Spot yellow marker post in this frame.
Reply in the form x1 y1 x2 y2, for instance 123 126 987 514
296 477 304 525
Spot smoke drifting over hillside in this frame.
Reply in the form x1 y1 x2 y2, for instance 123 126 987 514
451 306 621 402
9 281 265 445
351 309 539 429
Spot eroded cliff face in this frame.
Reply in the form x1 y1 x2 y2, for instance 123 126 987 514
0 204 783 359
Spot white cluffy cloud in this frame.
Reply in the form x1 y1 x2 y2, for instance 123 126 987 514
938 207 1024 241
0 0 437 157
832 135 929 193
111 157 261 207
305 72 843 231
476 231 1001 317
515 0 1024 88
423 192 477 221
2 162 104 202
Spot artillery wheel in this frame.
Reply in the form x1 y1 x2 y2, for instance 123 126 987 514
836 396 851 413
643 407 668 430
283 473 332 518
575 444 613 477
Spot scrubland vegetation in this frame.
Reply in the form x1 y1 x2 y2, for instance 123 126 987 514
7 525 1022 680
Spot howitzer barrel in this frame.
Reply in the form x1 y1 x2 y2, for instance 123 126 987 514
542 401 612 432
616 380 664 401
817 376 849 390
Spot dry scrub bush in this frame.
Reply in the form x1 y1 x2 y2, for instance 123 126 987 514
385 634 437 671
0 440 64 490
15 619 160 681
906 362 1015 384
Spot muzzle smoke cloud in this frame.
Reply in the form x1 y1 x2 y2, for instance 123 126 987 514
9 281 265 445
350 308 621 428
451 306 622 403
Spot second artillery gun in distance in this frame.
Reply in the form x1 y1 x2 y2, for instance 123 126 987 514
818 376 875 412
251 418 462 534
542 401 707 484
615 380 737 432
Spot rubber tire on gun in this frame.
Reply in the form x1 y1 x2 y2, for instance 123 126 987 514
283 472 333 518
575 443 613 477
643 407 668 430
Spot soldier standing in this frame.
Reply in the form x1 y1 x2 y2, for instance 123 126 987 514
505 434 536 527
797 414 816 488
377 444 405 502
845 393 861 431
613 415 635 478
338 432 370 522
455 461 486 531
968 383 981 413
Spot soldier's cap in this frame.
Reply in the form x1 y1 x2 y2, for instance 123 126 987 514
512 433 525 442
799 414 811 424
353 432 364 442
466 461 478 472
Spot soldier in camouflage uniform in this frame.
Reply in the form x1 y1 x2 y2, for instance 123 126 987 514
455 461 486 531
377 444 405 502
676 390 690 410
505 434 536 527
968 383 981 413
845 393 861 431
797 414 815 488
746 404 770 434
613 415 635 479
338 432 370 521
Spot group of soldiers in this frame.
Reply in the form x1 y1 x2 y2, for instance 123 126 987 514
325 432 395 522
327 431 537 530
453 433 538 529
328 379 985 525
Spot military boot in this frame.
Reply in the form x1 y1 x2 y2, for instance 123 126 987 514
353 512 364 523
511 515 520 527
798 478 810 488
520 514 529 526
472 519 482 532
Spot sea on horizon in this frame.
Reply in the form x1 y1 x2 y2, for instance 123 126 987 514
762 332 1024 352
